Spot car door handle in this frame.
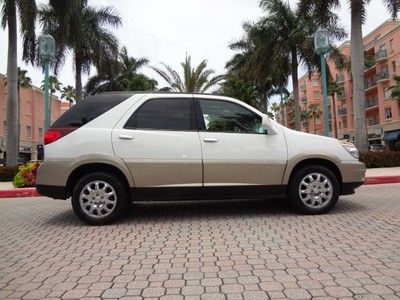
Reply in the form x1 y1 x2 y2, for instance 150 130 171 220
118 134 134 140
203 138 219 143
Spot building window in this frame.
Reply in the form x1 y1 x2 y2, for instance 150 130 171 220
315 117 321 124
390 39 394 53
343 119 347 129
38 128 43 138
3 121 6 134
338 122 342 129
384 87 391 99
392 61 396 73
312 80 320 87
385 107 392 119
313 91 321 99
26 126 31 137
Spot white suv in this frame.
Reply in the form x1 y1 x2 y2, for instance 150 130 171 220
36 92 365 225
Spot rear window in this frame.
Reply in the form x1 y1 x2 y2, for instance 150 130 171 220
51 92 134 128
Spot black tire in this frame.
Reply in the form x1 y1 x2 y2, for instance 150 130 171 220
71 172 129 225
288 165 340 214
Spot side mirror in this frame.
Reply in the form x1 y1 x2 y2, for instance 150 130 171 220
262 114 277 135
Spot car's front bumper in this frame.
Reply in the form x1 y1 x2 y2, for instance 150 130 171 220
340 161 366 195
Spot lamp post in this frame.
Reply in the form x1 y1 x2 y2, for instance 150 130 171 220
38 34 55 131
314 27 330 137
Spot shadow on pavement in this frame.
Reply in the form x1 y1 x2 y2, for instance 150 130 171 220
44 196 367 226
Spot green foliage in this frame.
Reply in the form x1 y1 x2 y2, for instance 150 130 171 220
219 73 260 108
12 162 40 188
359 151 400 168
389 75 400 100
395 141 400 151
0 165 19 182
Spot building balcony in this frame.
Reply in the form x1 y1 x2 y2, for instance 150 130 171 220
366 98 379 109
337 92 346 99
300 85 306 91
365 78 377 91
336 74 345 83
367 119 380 127
376 71 389 83
375 49 388 62
337 107 347 116
301 96 307 102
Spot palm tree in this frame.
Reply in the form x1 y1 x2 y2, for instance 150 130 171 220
309 103 322 134
1 0 37 165
270 102 280 121
61 85 76 108
390 75 400 100
85 47 157 95
229 0 344 131
39 1 121 102
151 55 224 93
301 107 312 133
300 0 400 152
328 80 342 139
41 75 62 123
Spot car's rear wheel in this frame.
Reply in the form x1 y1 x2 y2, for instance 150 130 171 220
71 172 128 225
288 165 339 214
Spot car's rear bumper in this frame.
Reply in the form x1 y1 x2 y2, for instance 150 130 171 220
36 184 68 199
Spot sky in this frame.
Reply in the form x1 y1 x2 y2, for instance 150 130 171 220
0 0 395 102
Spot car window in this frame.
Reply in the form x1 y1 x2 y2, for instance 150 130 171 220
52 93 134 128
198 99 264 134
124 98 192 131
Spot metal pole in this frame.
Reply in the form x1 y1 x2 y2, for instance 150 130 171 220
320 54 330 137
44 61 50 130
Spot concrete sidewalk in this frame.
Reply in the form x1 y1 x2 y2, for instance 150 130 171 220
1 167 399 198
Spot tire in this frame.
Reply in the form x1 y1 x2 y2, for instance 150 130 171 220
71 172 129 225
288 165 339 214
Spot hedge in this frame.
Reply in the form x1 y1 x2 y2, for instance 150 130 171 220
0 165 20 182
13 162 40 188
359 151 400 168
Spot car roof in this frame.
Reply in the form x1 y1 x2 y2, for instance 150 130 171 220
93 91 223 97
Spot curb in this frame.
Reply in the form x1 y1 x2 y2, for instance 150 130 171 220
0 176 399 198
0 188 40 199
364 176 400 185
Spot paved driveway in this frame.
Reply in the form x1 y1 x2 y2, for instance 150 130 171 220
1 184 400 300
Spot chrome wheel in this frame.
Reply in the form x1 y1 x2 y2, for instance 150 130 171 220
298 172 333 209
79 180 117 218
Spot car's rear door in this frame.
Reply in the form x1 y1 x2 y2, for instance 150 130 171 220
195 96 287 198
112 95 203 199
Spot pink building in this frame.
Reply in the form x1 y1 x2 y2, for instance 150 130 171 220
278 20 400 149
0 73 69 162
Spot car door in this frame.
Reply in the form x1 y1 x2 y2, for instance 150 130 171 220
112 96 203 198
195 97 287 197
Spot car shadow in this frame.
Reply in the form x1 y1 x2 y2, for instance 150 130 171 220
44 196 367 226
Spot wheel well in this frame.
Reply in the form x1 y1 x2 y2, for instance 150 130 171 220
66 163 130 198
288 158 343 191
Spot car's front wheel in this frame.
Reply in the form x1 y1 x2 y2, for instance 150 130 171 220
71 172 128 225
288 165 339 214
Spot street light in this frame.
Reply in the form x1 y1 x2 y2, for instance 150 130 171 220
314 27 330 137
38 34 55 131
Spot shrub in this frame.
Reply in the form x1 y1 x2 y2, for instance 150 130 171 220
395 141 400 151
12 162 40 188
0 165 20 182
359 151 400 168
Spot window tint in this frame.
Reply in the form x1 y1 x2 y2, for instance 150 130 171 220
198 99 264 134
125 98 192 131
52 92 134 128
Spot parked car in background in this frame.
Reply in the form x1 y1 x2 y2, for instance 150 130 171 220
368 144 387 152
36 92 366 225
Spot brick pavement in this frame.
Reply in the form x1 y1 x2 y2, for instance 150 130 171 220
0 183 400 299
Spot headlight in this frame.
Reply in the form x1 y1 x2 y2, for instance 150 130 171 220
341 142 359 159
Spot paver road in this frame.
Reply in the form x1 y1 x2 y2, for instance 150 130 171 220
1 183 400 300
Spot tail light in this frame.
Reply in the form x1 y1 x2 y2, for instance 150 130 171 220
44 127 77 145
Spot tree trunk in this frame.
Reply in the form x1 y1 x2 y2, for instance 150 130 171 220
314 117 316 134
75 56 83 102
350 0 368 151
291 51 301 131
5 1 19 166
332 94 338 139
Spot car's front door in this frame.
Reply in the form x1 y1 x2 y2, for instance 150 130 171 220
195 97 287 198
112 97 203 198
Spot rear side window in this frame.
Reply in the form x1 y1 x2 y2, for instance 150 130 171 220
124 98 193 131
51 93 134 128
